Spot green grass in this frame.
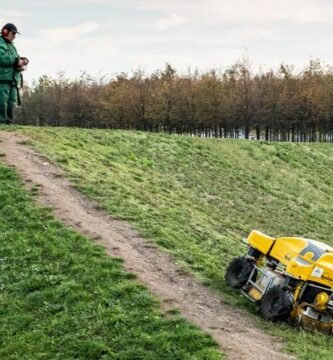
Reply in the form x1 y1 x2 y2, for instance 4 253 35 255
15 126 333 359
0 162 223 359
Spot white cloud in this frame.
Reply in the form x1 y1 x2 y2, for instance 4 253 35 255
0 8 28 30
0 9 27 19
296 3 333 23
37 22 100 45
224 27 277 42
9 0 333 25
20 32 120 83
126 0 333 24
6 0 333 84
155 13 187 31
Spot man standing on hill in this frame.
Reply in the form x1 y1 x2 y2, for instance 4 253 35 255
0 23 28 125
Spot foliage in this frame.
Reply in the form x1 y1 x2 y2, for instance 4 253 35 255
17 60 333 142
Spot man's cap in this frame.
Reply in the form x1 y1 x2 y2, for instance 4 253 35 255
2 23 20 34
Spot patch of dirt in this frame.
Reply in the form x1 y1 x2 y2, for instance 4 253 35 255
0 131 294 360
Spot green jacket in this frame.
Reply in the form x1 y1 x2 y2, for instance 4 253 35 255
0 36 20 84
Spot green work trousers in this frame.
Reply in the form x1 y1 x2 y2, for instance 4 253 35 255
0 83 16 124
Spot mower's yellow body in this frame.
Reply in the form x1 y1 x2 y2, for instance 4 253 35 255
248 230 333 287
225 230 333 334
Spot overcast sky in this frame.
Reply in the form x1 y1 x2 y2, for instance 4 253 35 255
1 0 332 83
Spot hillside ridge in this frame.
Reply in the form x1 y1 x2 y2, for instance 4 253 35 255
0 130 294 359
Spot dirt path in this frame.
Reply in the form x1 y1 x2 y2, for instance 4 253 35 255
0 131 295 360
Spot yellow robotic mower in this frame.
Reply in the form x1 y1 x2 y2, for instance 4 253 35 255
225 230 333 334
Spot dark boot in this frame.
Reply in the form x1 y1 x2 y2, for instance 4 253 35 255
0 84 10 124
6 105 13 124
0 103 7 124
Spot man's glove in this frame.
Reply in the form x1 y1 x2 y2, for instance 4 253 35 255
16 57 29 71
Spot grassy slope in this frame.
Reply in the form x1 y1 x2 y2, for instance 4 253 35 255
18 126 333 359
0 162 223 359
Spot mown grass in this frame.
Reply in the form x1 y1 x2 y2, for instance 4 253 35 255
0 161 223 359
17 126 333 359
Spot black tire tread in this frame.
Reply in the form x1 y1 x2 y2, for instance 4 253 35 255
225 256 254 289
260 285 292 322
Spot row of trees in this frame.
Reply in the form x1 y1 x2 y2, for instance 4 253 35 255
16 59 333 142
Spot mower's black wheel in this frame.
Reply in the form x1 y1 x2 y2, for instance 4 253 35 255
260 286 293 322
225 256 254 289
